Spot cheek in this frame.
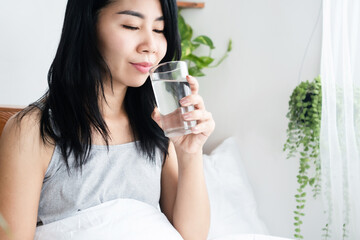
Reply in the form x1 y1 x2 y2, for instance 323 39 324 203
97 24 129 58
100 35 134 69
158 37 168 61
106 34 131 57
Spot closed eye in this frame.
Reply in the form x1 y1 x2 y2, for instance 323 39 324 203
122 24 163 34
153 29 164 34
122 25 139 30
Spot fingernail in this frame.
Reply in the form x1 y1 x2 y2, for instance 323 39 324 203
180 98 189 105
192 126 199 133
183 113 190 120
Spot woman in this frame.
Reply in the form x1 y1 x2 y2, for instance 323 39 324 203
0 0 214 239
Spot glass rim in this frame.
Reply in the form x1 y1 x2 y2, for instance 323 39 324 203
149 60 187 74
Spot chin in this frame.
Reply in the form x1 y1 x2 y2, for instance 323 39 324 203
128 76 149 88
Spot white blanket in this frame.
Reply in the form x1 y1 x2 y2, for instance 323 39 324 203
35 198 292 240
35 198 183 240
211 235 292 240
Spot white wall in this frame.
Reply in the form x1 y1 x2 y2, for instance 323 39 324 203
182 0 325 239
0 0 325 239
0 1 66 105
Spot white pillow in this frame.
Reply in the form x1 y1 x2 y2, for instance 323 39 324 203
203 137 268 239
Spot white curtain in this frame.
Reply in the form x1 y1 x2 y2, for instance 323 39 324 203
320 0 360 239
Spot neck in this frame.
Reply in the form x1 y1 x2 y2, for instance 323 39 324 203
92 79 135 146
99 79 128 120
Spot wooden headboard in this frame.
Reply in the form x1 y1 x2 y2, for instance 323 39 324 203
0 106 24 136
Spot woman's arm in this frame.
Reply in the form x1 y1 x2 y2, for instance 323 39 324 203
160 142 210 240
0 111 53 240
157 75 215 240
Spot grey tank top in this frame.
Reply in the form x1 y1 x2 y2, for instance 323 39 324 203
37 142 163 225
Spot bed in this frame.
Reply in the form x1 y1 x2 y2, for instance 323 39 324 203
0 106 292 240
0 105 23 135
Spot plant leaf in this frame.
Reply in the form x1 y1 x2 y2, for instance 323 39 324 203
309 178 315 186
199 56 214 68
182 54 201 65
182 54 214 69
193 35 215 49
181 40 193 57
188 66 205 77
178 13 193 41
227 38 233 52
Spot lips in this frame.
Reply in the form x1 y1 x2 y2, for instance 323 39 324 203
131 62 153 74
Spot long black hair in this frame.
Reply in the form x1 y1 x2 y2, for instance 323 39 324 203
21 0 181 170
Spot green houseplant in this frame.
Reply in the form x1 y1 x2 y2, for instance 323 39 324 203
177 11 232 77
283 76 322 239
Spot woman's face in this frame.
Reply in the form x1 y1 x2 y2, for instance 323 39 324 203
97 0 167 87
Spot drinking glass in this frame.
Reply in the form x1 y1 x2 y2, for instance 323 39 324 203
149 61 196 137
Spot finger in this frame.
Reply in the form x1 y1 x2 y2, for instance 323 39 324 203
180 94 205 110
186 75 199 95
182 110 212 122
191 119 215 135
151 107 163 128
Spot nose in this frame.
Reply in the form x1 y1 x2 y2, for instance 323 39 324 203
137 30 157 54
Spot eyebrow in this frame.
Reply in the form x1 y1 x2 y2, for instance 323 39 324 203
116 10 164 21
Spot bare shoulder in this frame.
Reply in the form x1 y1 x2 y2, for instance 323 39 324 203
2 107 42 139
0 108 54 166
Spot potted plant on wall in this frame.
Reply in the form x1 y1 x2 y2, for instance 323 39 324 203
283 76 322 240
177 11 232 76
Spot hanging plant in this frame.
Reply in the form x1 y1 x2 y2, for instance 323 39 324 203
283 75 322 239
177 11 232 77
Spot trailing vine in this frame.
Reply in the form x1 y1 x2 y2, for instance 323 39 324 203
283 76 322 239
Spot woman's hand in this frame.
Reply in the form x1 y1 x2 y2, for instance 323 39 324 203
152 75 215 154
